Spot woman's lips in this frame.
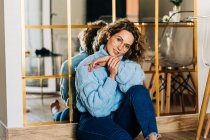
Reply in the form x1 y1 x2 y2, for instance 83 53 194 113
113 49 119 55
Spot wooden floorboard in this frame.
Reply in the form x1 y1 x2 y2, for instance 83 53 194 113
135 130 210 140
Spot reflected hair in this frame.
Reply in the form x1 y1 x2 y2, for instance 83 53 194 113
93 18 147 62
78 20 107 55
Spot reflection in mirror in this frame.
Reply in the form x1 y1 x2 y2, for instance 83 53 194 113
25 28 67 76
139 0 194 22
158 27 193 67
25 0 67 25
145 26 194 68
72 0 120 24
26 78 67 123
124 0 139 22
140 0 196 116
24 0 140 25
25 55 62 77
24 22 107 124
143 25 196 115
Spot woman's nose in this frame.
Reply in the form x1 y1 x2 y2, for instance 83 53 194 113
117 44 124 51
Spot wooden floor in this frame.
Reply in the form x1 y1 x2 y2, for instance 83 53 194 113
135 130 210 140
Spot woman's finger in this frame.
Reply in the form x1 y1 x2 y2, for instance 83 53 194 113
108 57 119 68
109 58 118 68
107 57 115 66
115 60 120 69
94 56 109 65
93 56 110 67
94 65 102 69
84 62 91 66
113 59 120 68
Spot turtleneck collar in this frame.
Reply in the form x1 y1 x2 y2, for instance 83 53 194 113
79 47 86 53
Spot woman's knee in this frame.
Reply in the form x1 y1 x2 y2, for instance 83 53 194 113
127 85 150 99
54 112 62 121
60 108 69 121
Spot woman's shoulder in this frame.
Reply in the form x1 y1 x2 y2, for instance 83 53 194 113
72 52 88 61
123 59 141 66
77 54 96 69
60 60 68 74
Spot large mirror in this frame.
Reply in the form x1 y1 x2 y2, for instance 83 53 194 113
23 0 197 125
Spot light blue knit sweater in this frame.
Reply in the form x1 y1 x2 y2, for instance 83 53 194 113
75 45 145 117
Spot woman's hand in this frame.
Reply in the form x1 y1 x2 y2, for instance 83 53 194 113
107 57 121 80
85 56 111 72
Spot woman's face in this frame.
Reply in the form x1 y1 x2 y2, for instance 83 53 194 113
105 30 134 57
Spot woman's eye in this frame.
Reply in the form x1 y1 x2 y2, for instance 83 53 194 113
124 45 130 49
117 38 122 42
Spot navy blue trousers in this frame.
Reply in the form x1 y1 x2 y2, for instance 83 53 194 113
54 107 69 122
77 85 159 140
54 107 80 123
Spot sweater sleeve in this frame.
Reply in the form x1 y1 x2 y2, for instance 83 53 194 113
116 60 145 93
60 60 69 103
75 65 117 117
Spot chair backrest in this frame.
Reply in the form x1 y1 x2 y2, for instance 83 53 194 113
144 12 195 68
159 23 194 68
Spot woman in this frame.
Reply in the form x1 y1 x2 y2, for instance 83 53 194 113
75 19 160 140
51 20 107 122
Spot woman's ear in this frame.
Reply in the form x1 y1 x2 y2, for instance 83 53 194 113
107 32 111 40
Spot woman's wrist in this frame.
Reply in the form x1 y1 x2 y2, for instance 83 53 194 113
109 74 116 80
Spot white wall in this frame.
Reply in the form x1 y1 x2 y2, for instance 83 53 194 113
0 0 7 126
198 0 210 113
3 0 23 127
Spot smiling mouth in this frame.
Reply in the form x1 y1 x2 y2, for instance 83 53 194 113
113 49 119 55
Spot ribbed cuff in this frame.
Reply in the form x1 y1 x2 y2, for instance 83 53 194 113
145 132 161 140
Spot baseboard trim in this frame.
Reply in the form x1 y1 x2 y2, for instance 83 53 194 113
3 113 209 140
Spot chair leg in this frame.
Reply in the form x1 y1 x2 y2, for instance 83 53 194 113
160 85 165 113
166 73 172 113
204 116 210 139
149 73 156 99
196 69 210 140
